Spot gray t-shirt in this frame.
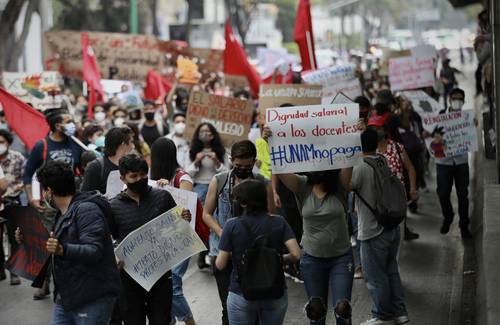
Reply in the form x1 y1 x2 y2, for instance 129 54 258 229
295 175 351 258
352 155 384 241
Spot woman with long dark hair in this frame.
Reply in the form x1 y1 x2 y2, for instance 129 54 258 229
186 122 227 204
150 137 197 325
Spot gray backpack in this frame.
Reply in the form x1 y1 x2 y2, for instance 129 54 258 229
355 155 407 229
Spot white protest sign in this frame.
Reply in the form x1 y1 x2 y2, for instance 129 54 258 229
422 110 478 158
301 64 356 86
105 171 124 199
401 90 442 116
150 181 198 229
266 104 362 174
321 78 362 104
115 206 206 291
389 55 435 91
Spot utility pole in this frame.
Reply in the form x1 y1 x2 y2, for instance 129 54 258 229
492 0 500 182
130 0 138 34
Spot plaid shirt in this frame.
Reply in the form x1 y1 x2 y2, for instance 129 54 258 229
1 150 26 198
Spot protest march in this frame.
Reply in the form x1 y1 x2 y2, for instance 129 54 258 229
0 1 494 325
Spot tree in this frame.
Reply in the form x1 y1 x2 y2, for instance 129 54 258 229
224 0 258 47
0 0 37 72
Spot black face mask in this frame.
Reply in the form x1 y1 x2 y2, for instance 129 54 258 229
233 167 253 179
144 112 155 121
127 177 149 196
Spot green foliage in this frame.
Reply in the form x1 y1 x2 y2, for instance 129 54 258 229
265 0 297 43
283 41 299 54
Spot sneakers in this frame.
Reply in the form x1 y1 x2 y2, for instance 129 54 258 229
360 318 395 325
394 315 410 324
33 281 50 300
284 264 304 284
440 221 451 234
404 227 419 241
354 266 364 279
10 274 21 285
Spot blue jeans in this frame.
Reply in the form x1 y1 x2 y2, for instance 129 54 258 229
227 291 288 325
194 183 209 205
360 227 407 321
300 252 354 325
171 259 193 322
53 295 116 325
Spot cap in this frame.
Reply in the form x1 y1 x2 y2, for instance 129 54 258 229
367 112 390 127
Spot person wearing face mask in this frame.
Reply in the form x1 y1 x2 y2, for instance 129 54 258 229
203 140 276 325
431 88 472 239
0 129 24 286
187 123 228 204
108 154 178 324
16 160 121 324
440 59 462 110
166 113 190 169
139 101 168 148
93 104 112 129
82 124 105 155
112 107 128 128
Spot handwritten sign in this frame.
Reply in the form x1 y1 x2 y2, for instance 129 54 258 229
5 207 51 281
321 78 361 104
301 64 356 86
2 71 63 111
401 90 441 115
266 104 362 173
115 206 206 291
105 170 124 199
422 110 478 158
258 84 322 120
185 91 253 147
389 55 435 91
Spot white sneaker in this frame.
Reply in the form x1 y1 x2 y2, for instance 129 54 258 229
360 318 395 325
394 315 409 324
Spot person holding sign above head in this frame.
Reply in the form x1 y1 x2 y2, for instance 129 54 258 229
203 140 275 325
108 154 191 325
215 179 301 325
16 160 121 324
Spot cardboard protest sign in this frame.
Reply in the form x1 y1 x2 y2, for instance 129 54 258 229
321 78 361 104
389 55 435 91
1 71 63 111
114 206 206 291
5 207 51 281
185 91 253 147
401 90 441 115
223 74 250 90
101 80 134 97
149 181 198 229
266 104 362 174
422 110 478 158
258 84 322 119
301 64 356 86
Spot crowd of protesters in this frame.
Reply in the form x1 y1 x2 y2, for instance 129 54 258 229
0 13 488 325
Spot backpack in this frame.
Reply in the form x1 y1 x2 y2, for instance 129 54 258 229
238 218 285 301
214 171 266 215
173 170 210 243
354 155 407 229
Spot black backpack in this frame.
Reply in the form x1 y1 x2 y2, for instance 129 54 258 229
238 218 285 301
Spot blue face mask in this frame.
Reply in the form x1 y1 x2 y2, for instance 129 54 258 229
63 122 76 137
95 135 105 148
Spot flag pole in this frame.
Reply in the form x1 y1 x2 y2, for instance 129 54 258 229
305 31 315 70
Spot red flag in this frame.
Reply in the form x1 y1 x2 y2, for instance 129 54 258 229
294 0 317 71
81 32 104 120
144 70 172 101
223 21 261 97
0 87 49 150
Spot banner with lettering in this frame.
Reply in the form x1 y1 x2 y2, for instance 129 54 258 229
185 91 253 147
258 84 322 120
422 110 478 158
114 206 206 291
1 71 63 111
266 104 362 173
321 78 361 104
301 64 356 86
5 207 51 281
389 55 435 91
44 30 223 82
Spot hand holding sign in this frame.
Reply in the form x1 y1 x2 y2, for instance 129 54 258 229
46 232 64 256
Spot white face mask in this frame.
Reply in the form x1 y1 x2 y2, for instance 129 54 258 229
95 112 106 122
114 117 125 127
450 100 464 111
0 144 7 155
174 122 186 135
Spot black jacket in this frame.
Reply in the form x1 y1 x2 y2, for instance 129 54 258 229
52 191 121 310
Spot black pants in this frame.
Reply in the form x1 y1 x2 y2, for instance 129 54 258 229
211 256 232 325
120 271 172 325
436 163 470 228
0 205 20 271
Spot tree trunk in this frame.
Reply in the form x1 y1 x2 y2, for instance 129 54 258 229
0 0 27 72
150 0 159 36
6 0 37 71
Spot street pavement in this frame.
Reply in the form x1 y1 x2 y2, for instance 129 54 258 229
0 66 475 325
